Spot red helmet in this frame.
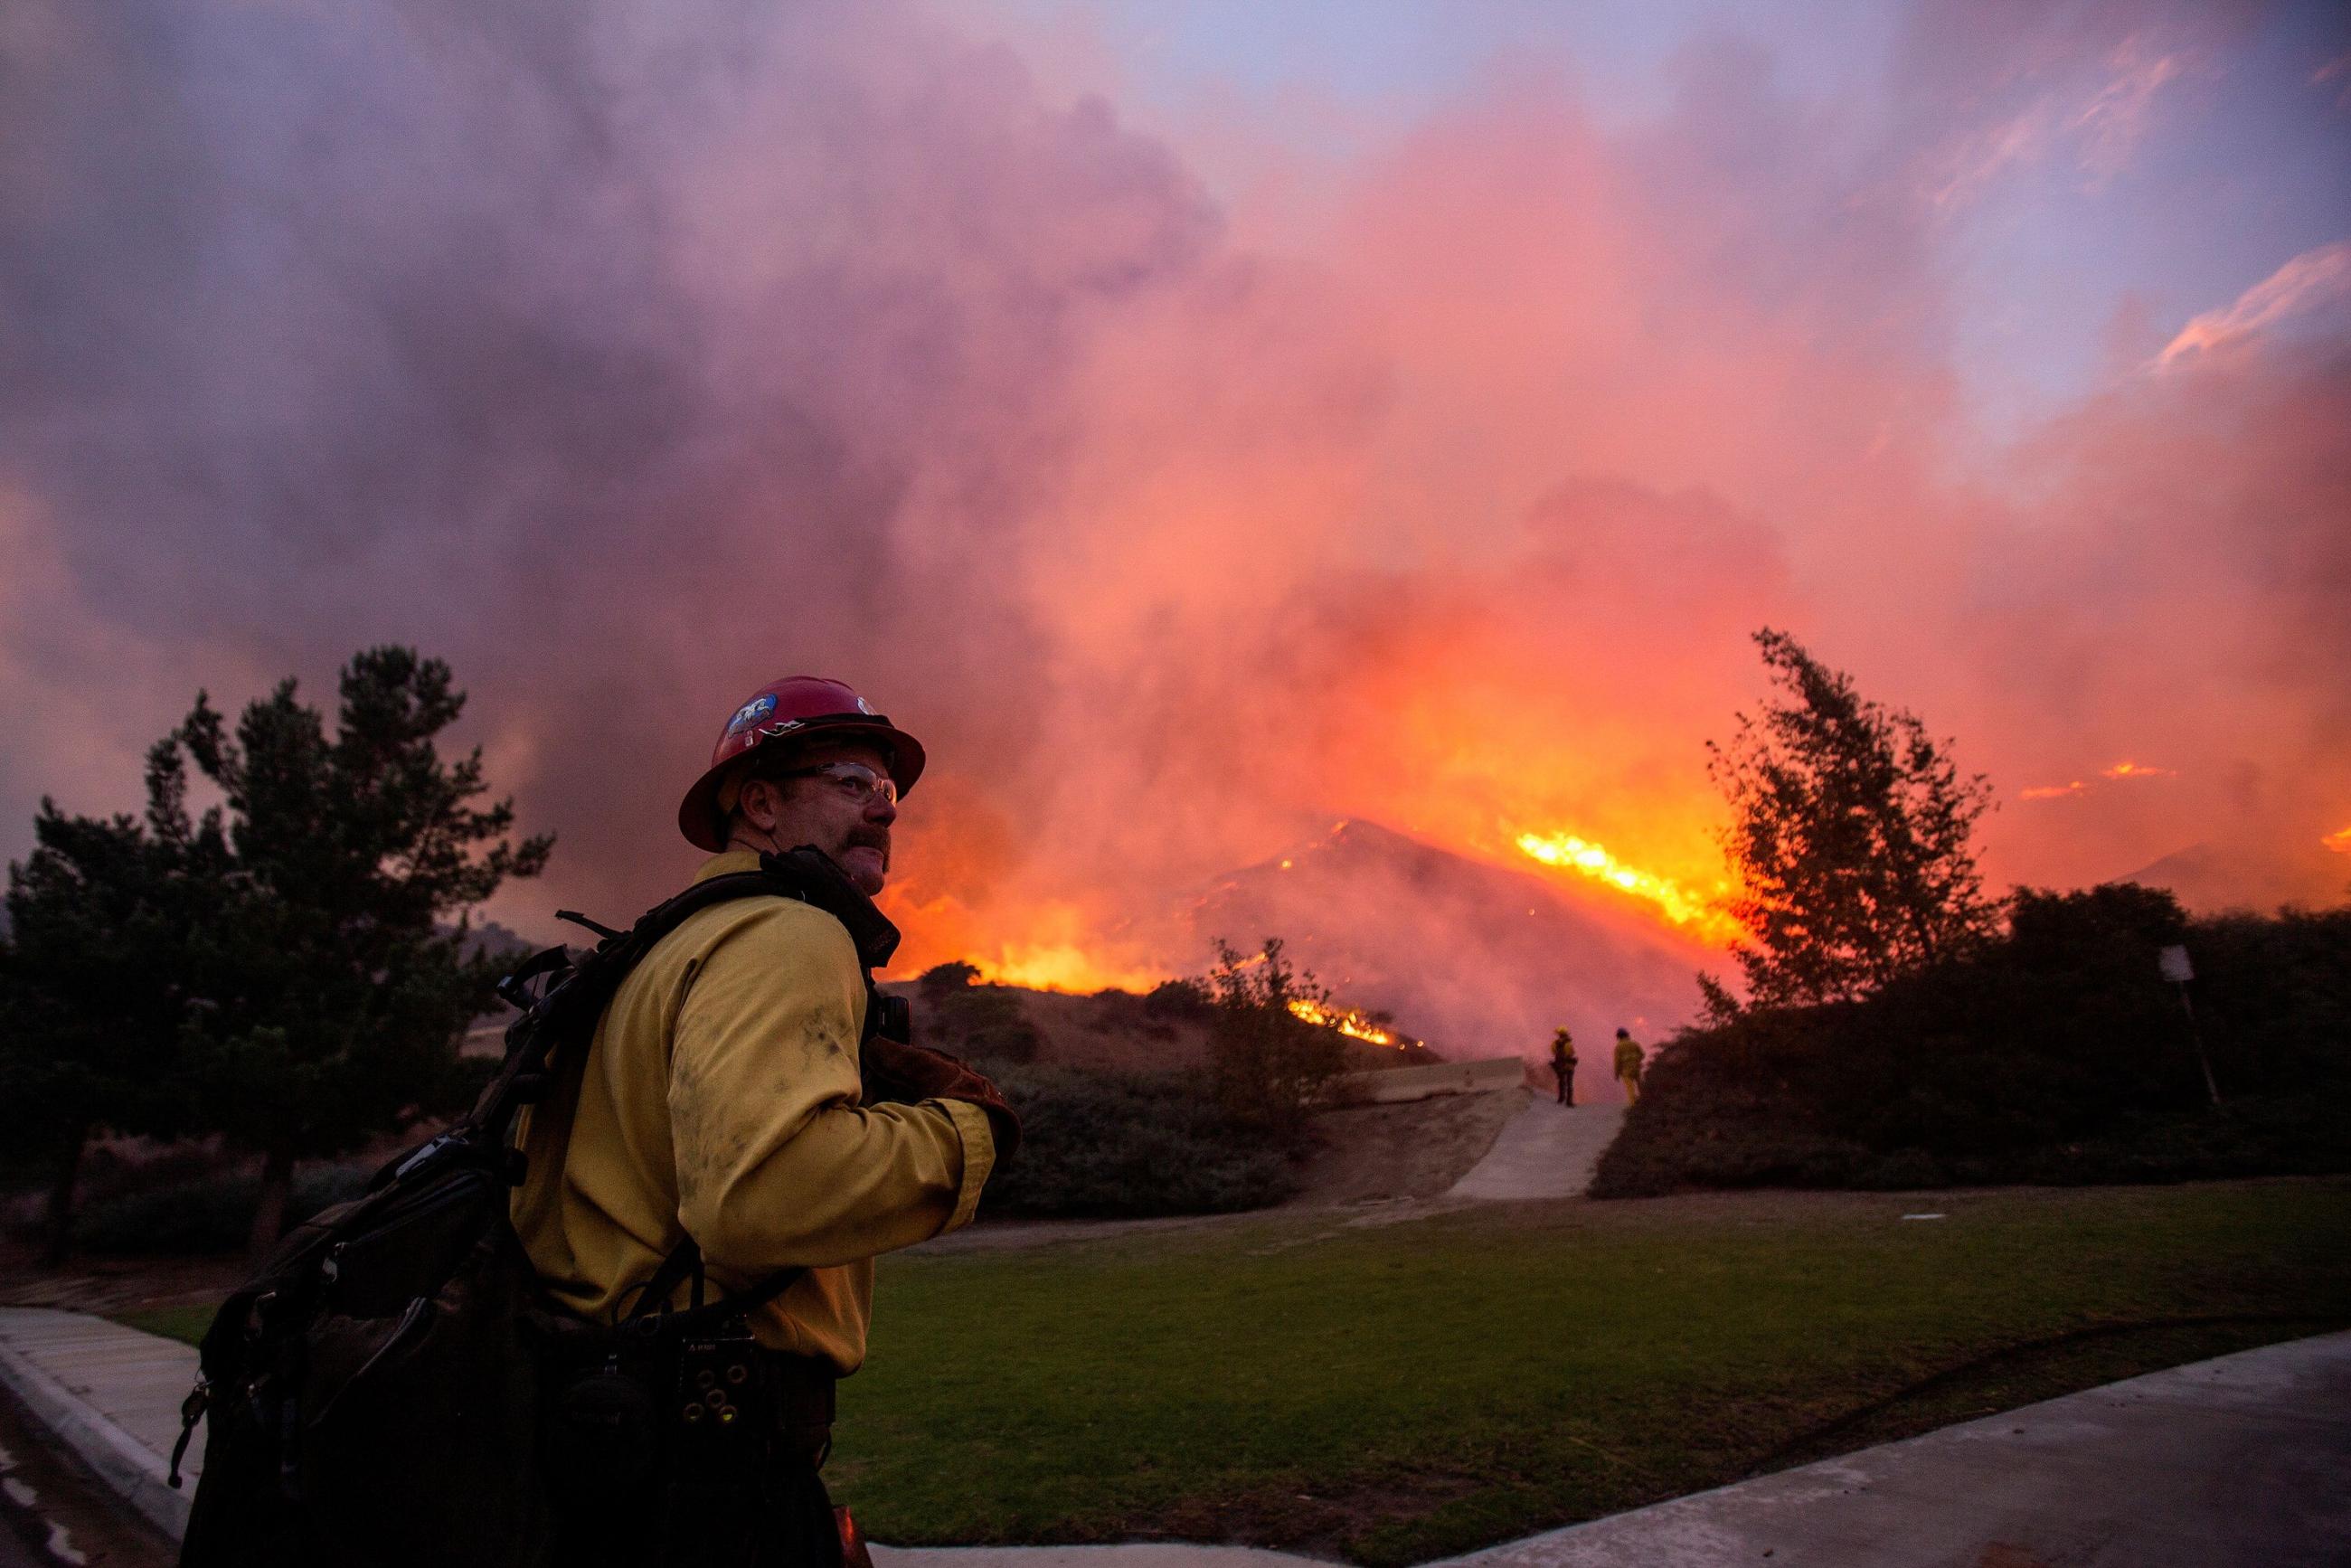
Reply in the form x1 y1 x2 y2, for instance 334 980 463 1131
676 675 927 852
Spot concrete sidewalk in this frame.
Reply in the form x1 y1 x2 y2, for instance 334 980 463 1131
5 1305 2345 1566
1445 1099 1624 1201
1436 1328 2351 1568
0 1308 203 1538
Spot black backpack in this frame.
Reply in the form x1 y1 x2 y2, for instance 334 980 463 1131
175 849 906 1568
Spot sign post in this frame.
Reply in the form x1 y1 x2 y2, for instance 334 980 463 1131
2158 944 2223 1109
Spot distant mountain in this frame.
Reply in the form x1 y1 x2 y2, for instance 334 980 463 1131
2120 840 2351 915
455 919 540 1028
1184 818 1708 1063
461 918 538 964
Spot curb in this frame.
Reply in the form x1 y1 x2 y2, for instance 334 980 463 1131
0 1331 193 1539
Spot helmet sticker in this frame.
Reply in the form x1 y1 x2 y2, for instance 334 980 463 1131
725 694 778 738
855 695 875 714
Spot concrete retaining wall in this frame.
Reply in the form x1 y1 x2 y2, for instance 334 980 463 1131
1337 1056 1528 1104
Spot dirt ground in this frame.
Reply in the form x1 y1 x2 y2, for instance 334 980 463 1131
1284 1088 1527 1206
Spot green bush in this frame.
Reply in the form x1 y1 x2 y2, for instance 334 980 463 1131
977 1063 1296 1218
924 985 1043 1064
1593 891 2351 1198
1144 978 1211 1019
918 961 981 1000
73 1160 375 1255
1203 939 1350 1146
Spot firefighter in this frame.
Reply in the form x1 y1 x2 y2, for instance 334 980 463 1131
1614 1026 1645 1106
511 675 1015 1567
1550 1027 1577 1106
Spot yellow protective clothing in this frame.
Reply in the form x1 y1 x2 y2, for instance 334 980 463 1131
1613 1034 1645 1082
510 849 995 1374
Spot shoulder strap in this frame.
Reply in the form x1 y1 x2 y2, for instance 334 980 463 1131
470 869 810 1145
619 1234 806 1337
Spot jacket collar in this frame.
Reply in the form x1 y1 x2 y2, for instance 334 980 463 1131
691 845 901 970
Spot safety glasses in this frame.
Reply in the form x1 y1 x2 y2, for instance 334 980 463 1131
770 760 898 807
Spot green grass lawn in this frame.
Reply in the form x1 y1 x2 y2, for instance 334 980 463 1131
112 1179 2351 1564
112 1303 218 1346
834 1180 2351 1563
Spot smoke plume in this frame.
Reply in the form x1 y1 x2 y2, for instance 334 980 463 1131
4 0 2345 1046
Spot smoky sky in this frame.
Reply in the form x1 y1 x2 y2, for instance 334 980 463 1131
4 0 2347 1038
4 0 1218 910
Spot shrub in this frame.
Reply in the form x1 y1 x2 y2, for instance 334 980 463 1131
1203 939 1350 1147
919 961 980 1001
977 1063 1295 1218
926 985 1043 1063
1144 978 1211 1020
2187 905 2351 1094
73 1160 374 1256
1592 891 2351 1198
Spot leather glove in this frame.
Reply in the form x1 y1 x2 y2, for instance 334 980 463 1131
861 1038 1023 1165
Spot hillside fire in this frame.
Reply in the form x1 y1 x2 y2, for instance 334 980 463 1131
968 946 1170 995
1513 830 1744 947
1287 997 1402 1046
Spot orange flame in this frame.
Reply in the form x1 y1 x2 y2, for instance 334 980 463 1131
882 887 1170 994
1287 997 1402 1046
2325 825 2351 855
2101 760 2176 779
970 947 1170 994
2021 780 2086 800
1513 830 1744 946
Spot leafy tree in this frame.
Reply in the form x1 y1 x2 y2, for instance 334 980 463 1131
917 960 980 1001
157 647 551 1257
1143 977 1211 1019
1201 938 1351 1146
1707 628 1997 1007
1 767 213 1262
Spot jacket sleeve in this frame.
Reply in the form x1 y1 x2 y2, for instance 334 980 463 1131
666 901 996 1275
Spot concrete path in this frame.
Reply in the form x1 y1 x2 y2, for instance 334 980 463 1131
1432 1328 2351 1568
1444 1097 1625 1201
0 1308 201 1538
7 1305 2347 1568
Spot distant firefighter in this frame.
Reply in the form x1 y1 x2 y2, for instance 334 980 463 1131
1550 1027 1577 1105
1615 1027 1645 1106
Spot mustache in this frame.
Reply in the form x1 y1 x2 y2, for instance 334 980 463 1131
845 825 892 855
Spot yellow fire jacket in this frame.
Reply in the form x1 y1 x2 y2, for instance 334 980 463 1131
1614 1035 1645 1082
510 850 996 1374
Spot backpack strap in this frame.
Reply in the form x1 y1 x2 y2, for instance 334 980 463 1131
470 868 832 1147
618 1235 807 1337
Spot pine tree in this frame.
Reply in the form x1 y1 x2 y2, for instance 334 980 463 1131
1707 628 1997 1008
160 647 551 1256
1 767 209 1262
